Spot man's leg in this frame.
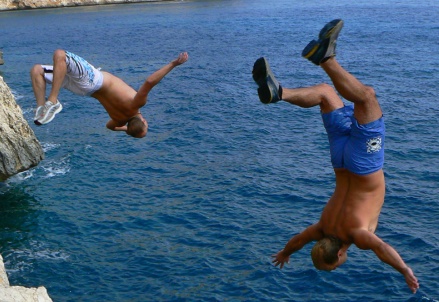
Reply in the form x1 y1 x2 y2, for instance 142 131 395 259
30 64 47 108
301 19 382 124
281 83 344 114
252 57 344 112
30 49 65 125
321 57 382 124
30 49 67 106
47 49 67 105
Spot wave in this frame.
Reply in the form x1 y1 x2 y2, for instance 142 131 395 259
40 142 61 153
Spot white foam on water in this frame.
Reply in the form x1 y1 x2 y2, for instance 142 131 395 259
42 158 71 178
33 249 70 262
5 246 70 275
40 142 61 153
21 107 34 116
10 89 23 101
9 169 34 182
13 248 69 262
421 296 439 302
3 167 36 186
39 142 71 178
4 142 70 183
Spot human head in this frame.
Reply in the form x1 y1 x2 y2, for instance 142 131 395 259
126 114 148 138
311 236 347 271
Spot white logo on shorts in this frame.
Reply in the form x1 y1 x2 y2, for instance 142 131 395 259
366 137 382 153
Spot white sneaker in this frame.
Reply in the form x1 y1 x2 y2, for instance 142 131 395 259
34 105 45 125
36 100 63 125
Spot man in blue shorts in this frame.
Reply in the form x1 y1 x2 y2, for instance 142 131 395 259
30 50 188 138
253 19 419 293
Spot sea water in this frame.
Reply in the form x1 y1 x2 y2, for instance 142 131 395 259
0 0 438 301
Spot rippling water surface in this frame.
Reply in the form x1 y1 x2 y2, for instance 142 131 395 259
0 0 438 301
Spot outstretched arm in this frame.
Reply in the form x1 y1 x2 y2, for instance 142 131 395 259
133 52 189 108
272 223 323 269
352 229 419 293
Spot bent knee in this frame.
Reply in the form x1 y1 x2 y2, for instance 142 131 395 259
53 49 66 61
353 85 383 124
30 64 43 77
357 85 377 104
317 83 344 113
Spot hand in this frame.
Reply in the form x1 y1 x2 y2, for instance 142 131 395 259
403 267 419 294
271 250 290 269
172 52 189 66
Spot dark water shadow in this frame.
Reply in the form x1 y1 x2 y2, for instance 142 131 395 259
0 184 42 285
0 184 40 254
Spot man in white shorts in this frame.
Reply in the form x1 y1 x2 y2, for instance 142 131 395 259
30 49 188 138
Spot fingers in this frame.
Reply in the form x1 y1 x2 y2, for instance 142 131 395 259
272 261 282 268
178 52 189 64
271 254 287 269
409 280 419 294
405 269 419 294
271 257 281 268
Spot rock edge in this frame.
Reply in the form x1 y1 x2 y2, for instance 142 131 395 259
0 76 44 182
0 254 53 302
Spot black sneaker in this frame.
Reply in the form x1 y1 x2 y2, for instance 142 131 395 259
252 57 282 104
302 19 344 65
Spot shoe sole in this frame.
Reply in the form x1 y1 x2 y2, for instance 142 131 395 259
302 19 344 60
33 106 45 126
302 41 320 60
252 57 280 104
252 57 268 84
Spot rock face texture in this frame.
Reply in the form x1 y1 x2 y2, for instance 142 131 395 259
0 254 53 302
0 0 160 10
0 76 44 181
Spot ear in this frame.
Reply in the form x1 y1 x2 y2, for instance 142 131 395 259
337 249 343 258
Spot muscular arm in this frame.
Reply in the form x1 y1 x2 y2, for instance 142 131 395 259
133 52 189 108
272 223 323 269
352 229 419 293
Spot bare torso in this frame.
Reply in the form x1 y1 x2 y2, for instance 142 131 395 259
91 71 139 124
319 168 386 243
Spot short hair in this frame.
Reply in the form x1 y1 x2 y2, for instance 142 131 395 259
311 236 342 270
126 116 147 138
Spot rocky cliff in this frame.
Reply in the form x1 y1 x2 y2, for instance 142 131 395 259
0 0 161 10
0 76 44 181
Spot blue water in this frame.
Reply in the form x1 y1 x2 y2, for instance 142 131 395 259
0 0 438 301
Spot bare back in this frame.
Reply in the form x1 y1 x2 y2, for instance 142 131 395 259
91 71 139 123
320 169 385 243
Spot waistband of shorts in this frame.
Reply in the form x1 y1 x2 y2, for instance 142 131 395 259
86 69 104 96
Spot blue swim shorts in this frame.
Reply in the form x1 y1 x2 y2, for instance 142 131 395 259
42 51 103 96
321 105 385 175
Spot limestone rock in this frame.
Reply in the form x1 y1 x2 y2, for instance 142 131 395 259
0 76 44 181
0 255 9 287
0 255 53 302
0 0 158 11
